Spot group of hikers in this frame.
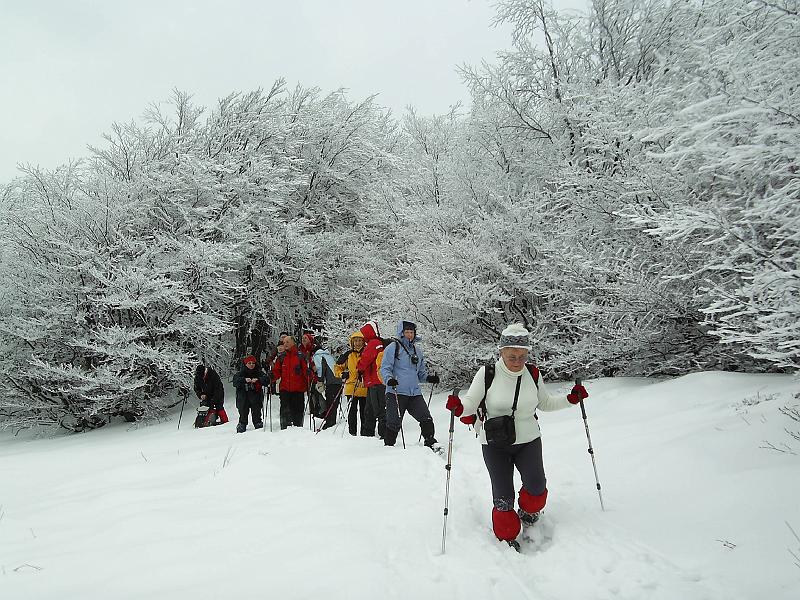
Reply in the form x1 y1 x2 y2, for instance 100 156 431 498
192 318 441 448
191 320 592 549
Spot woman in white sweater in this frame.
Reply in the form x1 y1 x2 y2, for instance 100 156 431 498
446 323 588 545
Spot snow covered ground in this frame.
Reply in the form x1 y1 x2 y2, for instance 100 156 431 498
2 372 799 599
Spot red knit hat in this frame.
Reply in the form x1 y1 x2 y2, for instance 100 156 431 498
243 355 257 365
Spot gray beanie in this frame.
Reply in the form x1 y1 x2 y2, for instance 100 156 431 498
498 323 532 350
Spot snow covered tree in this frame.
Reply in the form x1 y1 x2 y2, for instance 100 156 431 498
618 0 800 370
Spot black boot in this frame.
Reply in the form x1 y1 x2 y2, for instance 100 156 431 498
384 428 399 446
420 419 436 446
236 423 246 433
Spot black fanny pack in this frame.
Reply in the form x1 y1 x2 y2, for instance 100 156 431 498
482 373 523 448
483 415 516 447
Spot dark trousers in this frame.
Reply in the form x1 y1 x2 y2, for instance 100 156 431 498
347 396 367 435
384 392 436 446
321 384 343 429
481 438 546 509
363 384 386 438
279 391 305 429
346 396 368 436
236 393 263 426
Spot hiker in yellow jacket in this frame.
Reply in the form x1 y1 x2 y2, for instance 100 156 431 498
334 331 370 436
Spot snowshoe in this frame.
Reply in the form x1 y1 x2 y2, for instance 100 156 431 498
518 509 540 526
428 443 445 456
424 436 443 456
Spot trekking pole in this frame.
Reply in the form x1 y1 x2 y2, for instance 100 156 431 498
306 380 313 431
264 387 269 433
338 396 353 438
337 375 348 423
177 390 188 430
391 384 405 449
267 387 273 432
441 387 459 554
316 384 345 434
331 373 348 434
576 377 604 511
418 380 436 443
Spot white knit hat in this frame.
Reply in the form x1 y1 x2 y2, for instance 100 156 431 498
498 323 531 350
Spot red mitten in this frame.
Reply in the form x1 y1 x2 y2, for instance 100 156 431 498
567 384 588 404
446 394 464 417
460 414 477 426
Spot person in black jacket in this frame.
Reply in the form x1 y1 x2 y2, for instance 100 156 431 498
232 355 270 433
193 364 228 427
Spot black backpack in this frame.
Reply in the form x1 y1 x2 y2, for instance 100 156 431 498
320 357 340 385
310 385 328 418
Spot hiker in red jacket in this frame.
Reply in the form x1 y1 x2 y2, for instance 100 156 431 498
272 336 311 429
300 331 317 366
356 320 387 439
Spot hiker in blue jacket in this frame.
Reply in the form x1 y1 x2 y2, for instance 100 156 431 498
380 320 440 449
312 345 344 429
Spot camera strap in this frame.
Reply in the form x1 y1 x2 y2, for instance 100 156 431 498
510 374 522 417
395 338 418 363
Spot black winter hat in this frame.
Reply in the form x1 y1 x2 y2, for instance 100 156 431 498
402 321 417 332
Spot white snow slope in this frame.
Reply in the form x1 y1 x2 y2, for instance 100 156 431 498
2 372 799 600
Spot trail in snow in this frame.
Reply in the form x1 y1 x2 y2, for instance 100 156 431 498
1 373 798 600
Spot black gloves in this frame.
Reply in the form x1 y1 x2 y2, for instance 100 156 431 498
342 370 350 381
426 374 440 385
387 378 399 388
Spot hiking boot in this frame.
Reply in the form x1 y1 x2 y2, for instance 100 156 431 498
253 421 263 430
383 428 399 446
236 423 246 433
518 508 540 526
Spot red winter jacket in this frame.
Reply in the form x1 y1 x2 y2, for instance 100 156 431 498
300 334 317 382
272 346 310 393
357 321 384 388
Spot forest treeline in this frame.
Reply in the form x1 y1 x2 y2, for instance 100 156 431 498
1 0 797 430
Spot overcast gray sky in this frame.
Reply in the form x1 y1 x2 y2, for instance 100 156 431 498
1 0 584 184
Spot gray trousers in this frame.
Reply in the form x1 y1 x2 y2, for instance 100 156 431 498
481 437 546 509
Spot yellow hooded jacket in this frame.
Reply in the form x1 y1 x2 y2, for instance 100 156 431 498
334 332 369 398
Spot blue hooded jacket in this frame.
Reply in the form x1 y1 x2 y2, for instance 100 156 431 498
313 348 340 385
380 319 428 396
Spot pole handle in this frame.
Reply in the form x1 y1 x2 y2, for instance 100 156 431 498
575 377 588 419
